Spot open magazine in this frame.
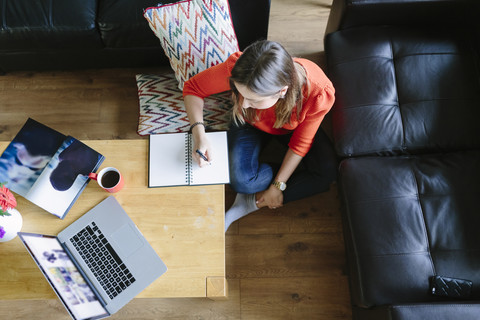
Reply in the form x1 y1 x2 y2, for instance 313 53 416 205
0 119 104 219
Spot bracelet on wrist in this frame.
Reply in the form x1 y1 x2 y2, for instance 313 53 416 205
190 122 205 133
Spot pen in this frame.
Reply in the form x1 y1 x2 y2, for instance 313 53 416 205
196 149 211 165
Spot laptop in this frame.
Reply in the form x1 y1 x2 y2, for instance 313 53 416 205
18 196 167 320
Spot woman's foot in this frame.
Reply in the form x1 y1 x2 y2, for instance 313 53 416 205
225 193 259 232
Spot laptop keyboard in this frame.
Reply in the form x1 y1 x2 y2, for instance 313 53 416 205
70 222 136 299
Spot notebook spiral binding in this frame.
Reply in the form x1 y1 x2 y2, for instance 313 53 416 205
185 134 194 185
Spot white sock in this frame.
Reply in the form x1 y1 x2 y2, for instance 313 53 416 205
225 193 258 232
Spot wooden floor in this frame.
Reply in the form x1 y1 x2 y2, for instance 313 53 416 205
0 0 353 319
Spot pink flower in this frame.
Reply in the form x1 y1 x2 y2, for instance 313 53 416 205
0 184 17 215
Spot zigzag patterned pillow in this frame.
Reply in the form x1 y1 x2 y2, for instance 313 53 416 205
136 73 232 135
144 0 239 90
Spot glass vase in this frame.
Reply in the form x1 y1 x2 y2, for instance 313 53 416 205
0 208 23 242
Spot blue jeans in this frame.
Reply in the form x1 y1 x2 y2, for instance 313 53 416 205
227 123 337 204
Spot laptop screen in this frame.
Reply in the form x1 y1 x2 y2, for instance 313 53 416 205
19 233 109 320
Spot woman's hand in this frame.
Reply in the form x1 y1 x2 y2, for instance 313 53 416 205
256 184 284 209
184 94 212 167
192 132 213 167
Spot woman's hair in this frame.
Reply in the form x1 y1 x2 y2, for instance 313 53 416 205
229 40 305 128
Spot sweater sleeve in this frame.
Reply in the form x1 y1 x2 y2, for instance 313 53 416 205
288 84 335 157
182 52 241 98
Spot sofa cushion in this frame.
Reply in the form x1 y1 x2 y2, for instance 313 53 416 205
0 0 102 51
325 26 480 158
135 73 232 135
97 0 161 48
339 150 480 307
227 0 270 50
143 0 239 90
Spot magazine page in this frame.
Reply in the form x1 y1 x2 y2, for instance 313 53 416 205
25 137 104 218
20 234 109 320
0 118 65 197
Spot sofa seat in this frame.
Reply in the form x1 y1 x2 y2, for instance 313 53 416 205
327 26 480 158
325 5 480 318
0 0 102 51
0 0 271 72
97 0 162 49
340 150 480 308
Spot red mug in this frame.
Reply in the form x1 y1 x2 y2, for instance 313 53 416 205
88 167 124 193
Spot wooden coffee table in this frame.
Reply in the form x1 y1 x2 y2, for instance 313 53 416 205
0 140 227 300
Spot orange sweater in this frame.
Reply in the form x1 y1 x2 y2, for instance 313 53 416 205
183 52 335 157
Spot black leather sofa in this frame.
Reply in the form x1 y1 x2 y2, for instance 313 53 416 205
0 0 270 73
324 0 480 319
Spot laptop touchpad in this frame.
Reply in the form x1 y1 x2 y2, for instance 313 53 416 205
111 224 144 257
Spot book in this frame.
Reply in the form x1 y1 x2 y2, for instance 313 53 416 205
0 119 104 219
149 131 229 187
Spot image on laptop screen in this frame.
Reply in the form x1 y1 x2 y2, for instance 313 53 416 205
20 233 109 320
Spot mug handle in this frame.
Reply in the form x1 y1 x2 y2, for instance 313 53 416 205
88 173 98 180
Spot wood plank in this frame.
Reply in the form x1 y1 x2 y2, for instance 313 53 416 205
226 232 345 280
0 67 171 141
268 0 332 65
240 277 351 320
0 280 241 319
231 185 342 235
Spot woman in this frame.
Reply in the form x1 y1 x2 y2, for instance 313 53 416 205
183 40 337 231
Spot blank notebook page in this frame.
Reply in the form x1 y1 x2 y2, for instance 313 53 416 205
149 133 188 187
149 132 229 187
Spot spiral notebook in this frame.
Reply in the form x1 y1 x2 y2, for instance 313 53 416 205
148 131 229 187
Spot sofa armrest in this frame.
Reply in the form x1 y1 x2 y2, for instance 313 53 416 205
325 0 478 37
